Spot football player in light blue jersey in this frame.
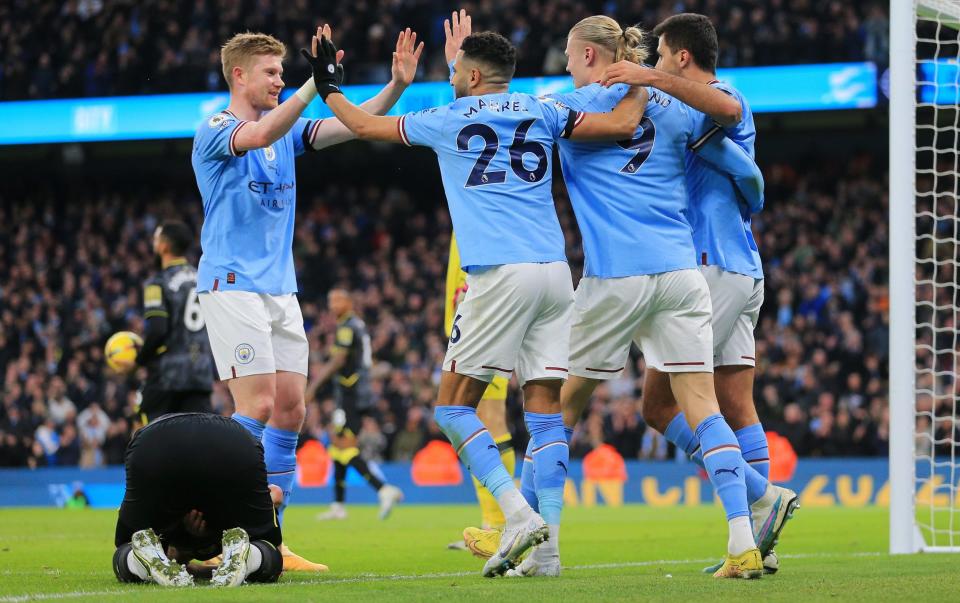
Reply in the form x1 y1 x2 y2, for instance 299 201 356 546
308 24 644 577
612 13 797 573
506 15 767 579
601 14 799 576
190 26 423 572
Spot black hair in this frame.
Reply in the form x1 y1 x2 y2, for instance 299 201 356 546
460 31 517 81
158 221 193 256
653 13 719 73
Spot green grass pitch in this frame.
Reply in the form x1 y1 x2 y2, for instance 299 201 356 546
1 504 958 602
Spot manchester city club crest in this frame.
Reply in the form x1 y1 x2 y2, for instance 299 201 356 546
264 145 276 161
234 343 255 364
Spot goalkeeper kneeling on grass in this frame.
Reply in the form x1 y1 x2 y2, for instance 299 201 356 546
112 413 284 587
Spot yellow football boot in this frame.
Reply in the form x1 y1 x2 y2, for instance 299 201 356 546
280 543 329 572
712 548 763 579
463 527 501 559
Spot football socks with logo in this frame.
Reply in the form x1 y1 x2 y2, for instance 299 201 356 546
696 413 754 554
736 423 772 501
519 425 573 513
473 434 515 528
435 406 526 518
668 412 770 504
525 411 568 557
262 426 298 526
664 412 705 468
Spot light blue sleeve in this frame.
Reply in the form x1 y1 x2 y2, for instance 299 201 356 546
291 117 320 157
548 83 627 113
536 96 579 140
399 105 449 148
694 130 765 214
195 113 248 159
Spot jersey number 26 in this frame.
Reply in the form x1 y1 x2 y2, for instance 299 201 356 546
457 119 548 187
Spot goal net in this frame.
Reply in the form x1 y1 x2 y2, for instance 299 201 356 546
890 0 960 553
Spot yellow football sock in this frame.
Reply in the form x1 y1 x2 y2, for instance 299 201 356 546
472 434 515 529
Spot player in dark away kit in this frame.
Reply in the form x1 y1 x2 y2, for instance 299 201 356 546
310 289 403 521
136 221 213 422
112 413 283 587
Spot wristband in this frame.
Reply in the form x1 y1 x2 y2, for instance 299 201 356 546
294 79 318 104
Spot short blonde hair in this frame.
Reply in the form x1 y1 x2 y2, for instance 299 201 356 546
569 16 648 65
221 32 286 88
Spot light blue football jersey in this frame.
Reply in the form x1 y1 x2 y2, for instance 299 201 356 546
550 84 699 278
685 81 763 279
399 93 580 270
191 111 322 294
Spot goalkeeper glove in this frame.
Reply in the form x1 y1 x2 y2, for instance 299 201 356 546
301 36 344 101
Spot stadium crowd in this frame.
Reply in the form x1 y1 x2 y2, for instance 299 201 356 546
0 152 906 470
0 0 891 100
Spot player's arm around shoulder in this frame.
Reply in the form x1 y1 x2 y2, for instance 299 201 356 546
568 85 648 141
602 61 741 127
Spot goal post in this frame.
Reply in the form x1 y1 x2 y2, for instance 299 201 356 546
890 0 960 554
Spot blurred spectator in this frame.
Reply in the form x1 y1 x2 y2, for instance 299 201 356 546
0 0 891 101
391 405 426 461
357 415 388 463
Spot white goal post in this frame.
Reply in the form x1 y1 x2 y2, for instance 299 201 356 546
890 0 960 554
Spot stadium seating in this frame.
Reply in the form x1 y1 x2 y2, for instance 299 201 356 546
0 154 893 468
0 0 890 100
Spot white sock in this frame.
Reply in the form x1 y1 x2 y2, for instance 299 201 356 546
495 488 530 522
728 515 755 555
754 484 778 508
244 543 263 577
535 525 560 559
126 550 150 581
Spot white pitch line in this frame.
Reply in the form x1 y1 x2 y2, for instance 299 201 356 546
0 551 886 603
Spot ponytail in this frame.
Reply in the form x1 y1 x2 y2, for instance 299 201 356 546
570 16 649 65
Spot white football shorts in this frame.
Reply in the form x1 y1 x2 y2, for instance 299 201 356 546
199 291 309 380
443 262 573 387
701 265 764 367
569 268 714 378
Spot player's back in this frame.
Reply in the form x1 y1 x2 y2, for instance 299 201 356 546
552 84 698 278
685 82 762 278
144 262 213 393
399 92 576 270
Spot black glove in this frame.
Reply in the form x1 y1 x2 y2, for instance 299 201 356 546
300 36 344 101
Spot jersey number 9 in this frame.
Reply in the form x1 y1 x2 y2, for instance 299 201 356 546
616 116 656 174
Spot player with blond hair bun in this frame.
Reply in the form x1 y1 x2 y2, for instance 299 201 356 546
191 24 423 572
504 14 783 578
307 19 647 576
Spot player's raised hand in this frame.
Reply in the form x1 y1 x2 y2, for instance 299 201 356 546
391 28 424 87
443 9 472 63
302 25 345 101
602 61 657 87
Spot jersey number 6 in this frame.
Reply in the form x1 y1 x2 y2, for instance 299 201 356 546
457 119 548 187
